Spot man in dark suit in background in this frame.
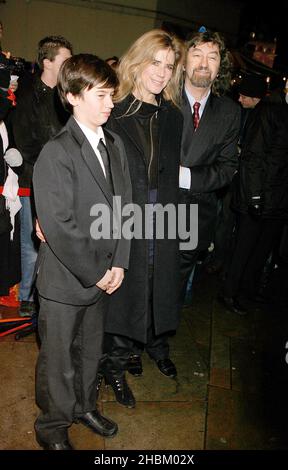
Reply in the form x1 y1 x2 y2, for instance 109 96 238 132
33 54 131 450
179 29 241 306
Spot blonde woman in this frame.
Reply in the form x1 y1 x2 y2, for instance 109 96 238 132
100 29 185 407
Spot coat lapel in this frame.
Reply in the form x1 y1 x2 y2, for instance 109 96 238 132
194 94 216 141
104 129 125 197
181 93 217 162
157 104 167 152
112 98 147 165
115 113 143 156
66 117 113 207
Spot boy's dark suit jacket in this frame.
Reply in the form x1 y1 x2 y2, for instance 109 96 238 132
33 116 132 305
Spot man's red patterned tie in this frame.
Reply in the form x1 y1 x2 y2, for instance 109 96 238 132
193 102 200 130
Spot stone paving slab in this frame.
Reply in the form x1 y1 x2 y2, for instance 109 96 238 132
205 385 285 450
1 273 287 451
103 401 206 450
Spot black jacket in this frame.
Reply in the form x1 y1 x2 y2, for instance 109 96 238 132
232 98 288 219
180 91 241 250
33 117 132 305
11 73 69 189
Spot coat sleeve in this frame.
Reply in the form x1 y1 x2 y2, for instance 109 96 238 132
33 139 108 287
188 106 241 193
11 93 43 166
239 104 270 200
111 134 132 270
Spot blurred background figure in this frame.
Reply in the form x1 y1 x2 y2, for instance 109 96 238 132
237 74 267 146
0 60 23 299
206 74 267 279
11 36 72 317
220 74 288 313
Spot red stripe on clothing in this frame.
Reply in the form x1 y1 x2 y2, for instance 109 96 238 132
0 186 30 196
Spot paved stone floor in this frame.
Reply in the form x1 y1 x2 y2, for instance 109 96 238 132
1 269 288 451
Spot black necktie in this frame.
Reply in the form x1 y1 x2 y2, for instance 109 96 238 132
97 139 114 194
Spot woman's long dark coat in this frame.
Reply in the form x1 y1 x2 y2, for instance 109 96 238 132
105 96 183 344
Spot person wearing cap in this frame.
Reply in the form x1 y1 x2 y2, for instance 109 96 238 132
237 74 267 148
220 75 288 313
238 74 266 109
207 75 267 280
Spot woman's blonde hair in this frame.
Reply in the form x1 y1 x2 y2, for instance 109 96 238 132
115 29 184 107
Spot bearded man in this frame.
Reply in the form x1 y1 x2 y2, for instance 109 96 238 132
178 29 241 305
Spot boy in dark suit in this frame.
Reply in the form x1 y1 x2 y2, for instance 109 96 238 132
33 54 131 450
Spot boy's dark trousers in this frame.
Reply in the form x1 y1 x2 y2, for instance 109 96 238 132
35 293 107 444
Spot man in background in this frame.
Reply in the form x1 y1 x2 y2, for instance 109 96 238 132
11 35 72 316
220 74 288 313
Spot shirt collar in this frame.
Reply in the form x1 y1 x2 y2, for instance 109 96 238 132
184 87 211 115
74 117 105 146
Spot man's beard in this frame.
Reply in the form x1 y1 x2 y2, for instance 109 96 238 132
189 69 213 88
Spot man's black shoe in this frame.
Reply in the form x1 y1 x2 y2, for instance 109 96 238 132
218 295 248 315
76 410 118 437
156 358 177 378
37 438 74 450
105 374 136 408
127 354 143 377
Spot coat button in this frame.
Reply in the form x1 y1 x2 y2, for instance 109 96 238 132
107 252 112 259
